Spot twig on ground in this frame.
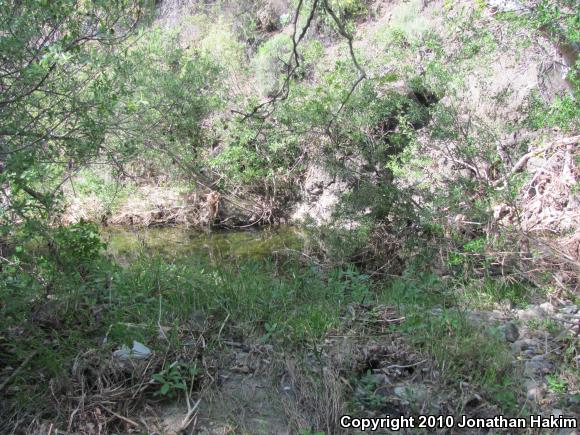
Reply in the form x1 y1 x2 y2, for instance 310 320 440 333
385 359 427 370
217 313 230 341
102 406 140 428
178 384 201 433
0 350 38 392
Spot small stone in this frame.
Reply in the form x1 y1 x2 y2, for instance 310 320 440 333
281 384 293 395
499 299 514 310
488 0 523 13
370 373 390 385
254 344 273 353
511 338 540 353
393 384 428 403
394 386 407 398
560 305 578 315
498 322 520 343
524 355 553 377
459 168 474 179
567 394 580 406
525 380 545 402
464 394 483 408
517 306 547 321
232 365 251 374
539 302 555 314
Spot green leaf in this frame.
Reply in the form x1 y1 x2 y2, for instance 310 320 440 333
152 373 165 383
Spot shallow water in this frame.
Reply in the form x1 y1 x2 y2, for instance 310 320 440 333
101 225 302 264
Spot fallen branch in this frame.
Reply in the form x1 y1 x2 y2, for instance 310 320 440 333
101 406 140 428
385 359 427 370
493 135 580 187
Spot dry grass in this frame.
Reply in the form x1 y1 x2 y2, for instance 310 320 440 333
279 359 346 434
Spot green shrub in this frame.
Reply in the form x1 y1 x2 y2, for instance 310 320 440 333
52 222 105 269
526 92 580 132
253 33 293 96
210 144 267 183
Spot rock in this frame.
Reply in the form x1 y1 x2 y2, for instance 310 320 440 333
231 352 249 372
567 394 580 407
232 365 251 374
498 322 519 343
525 380 546 402
308 186 323 196
539 302 555 314
370 373 390 385
488 0 523 13
393 384 428 403
459 168 474 179
393 385 407 398
493 204 512 221
560 305 578 315
524 355 553 377
280 384 293 394
517 306 549 321
511 338 540 353
527 156 553 172
499 299 514 310
464 309 503 324
464 393 483 408
259 344 274 353
256 0 285 32
292 164 349 224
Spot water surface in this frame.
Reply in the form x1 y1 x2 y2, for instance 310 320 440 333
102 225 302 264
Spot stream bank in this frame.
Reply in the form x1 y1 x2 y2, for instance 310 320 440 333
1 222 578 434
